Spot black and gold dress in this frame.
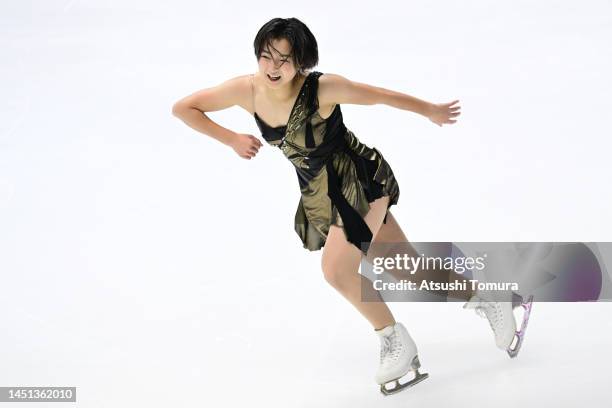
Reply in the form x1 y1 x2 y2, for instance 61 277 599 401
253 71 400 255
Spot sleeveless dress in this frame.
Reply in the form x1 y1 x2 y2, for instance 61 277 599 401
252 71 400 255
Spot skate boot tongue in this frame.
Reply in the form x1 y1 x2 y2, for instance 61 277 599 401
464 289 512 308
376 324 396 338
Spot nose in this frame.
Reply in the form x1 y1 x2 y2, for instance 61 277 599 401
268 56 287 70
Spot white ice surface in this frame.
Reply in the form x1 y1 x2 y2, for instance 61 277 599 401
1 1 611 407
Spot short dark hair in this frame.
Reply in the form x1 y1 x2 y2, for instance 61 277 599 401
253 18 319 73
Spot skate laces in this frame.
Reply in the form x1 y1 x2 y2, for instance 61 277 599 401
380 336 391 359
464 297 503 330
379 331 402 364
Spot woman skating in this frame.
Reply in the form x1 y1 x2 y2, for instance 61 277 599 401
172 17 532 396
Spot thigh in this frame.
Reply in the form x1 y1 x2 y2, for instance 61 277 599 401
366 210 419 264
322 195 391 268
372 211 408 243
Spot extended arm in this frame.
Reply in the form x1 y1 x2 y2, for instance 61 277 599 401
318 73 460 127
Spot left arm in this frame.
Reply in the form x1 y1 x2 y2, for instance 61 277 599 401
318 73 461 127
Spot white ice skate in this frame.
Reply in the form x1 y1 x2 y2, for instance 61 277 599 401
463 290 534 358
375 322 429 396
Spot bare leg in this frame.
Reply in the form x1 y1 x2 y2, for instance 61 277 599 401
365 211 475 301
321 196 395 330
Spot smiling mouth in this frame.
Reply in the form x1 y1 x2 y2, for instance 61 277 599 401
267 74 281 82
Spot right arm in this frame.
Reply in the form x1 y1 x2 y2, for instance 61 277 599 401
171 75 262 159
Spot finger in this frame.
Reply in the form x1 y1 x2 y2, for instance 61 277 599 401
449 112 461 117
449 106 461 112
249 135 262 147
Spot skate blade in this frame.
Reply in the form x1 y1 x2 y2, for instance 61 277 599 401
507 295 534 358
380 370 429 396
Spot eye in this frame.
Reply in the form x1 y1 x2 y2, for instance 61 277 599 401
261 55 270 59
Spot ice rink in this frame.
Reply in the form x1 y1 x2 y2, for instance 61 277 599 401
1 1 611 407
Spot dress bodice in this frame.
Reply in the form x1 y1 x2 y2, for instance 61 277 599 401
252 70 398 254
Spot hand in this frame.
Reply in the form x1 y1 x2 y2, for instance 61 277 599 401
230 133 263 160
427 100 461 127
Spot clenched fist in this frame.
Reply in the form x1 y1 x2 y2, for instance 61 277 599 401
231 133 264 160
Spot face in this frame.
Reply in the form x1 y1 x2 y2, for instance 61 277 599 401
257 37 301 88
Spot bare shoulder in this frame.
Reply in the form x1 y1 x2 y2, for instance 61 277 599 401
317 72 382 106
173 73 253 113
226 74 255 113
317 72 352 107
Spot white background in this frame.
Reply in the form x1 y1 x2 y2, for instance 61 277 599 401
1 0 611 407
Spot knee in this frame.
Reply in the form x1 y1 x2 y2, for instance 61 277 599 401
321 257 350 289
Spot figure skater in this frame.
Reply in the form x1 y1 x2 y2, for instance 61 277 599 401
172 17 533 396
